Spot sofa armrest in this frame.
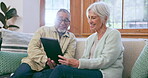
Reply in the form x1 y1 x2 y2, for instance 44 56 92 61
0 51 27 76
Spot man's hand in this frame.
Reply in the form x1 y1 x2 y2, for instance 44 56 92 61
46 58 57 69
58 55 79 68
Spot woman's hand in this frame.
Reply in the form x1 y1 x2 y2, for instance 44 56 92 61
58 55 79 68
46 58 57 69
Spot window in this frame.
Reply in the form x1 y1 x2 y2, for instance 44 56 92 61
69 0 147 38
103 0 148 29
45 0 70 26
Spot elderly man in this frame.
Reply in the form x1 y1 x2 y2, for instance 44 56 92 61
11 9 76 78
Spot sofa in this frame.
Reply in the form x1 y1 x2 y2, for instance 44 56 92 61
0 29 147 78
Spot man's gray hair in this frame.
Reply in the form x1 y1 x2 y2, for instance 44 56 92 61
86 1 110 20
57 9 71 20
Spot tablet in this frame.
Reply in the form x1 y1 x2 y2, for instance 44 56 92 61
40 37 63 64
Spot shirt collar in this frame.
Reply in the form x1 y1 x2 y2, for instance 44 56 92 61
52 26 70 38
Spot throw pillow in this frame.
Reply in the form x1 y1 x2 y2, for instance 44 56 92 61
0 29 33 53
0 51 27 75
131 44 148 78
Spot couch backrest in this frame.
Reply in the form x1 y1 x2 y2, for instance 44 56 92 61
0 29 34 52
122 38 146 78
75 38 147 78
75 38 86 59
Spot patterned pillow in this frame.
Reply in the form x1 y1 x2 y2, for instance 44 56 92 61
0 51 27 75
0 29 33 53
131 44 148 78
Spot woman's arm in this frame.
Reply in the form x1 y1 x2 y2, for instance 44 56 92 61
58 55 79 68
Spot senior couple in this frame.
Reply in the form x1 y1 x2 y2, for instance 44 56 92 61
11 1 124 78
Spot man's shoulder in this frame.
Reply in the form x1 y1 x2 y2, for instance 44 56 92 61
38 26 55 32
39 26 54 29
68 31 74 35
67 31 76 38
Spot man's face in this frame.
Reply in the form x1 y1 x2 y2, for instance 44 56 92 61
55 12 70 33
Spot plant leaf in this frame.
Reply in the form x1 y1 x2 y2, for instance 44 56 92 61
1 2 8 14
0 12 6 26
8 6 11 10
8 25 19 28
6 8 17 19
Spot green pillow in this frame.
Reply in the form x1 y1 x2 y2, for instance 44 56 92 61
0 51 27 75
131 44 148 78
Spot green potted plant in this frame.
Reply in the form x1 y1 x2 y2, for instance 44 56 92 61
0 2 19 29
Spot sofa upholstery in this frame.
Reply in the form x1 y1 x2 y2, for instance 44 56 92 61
0 29 147 78
131 44 148 78
0 51 27 76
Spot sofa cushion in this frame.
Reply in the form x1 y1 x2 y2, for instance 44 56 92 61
122 38 146 78
75 38 86 59
0 29 33 53
131 44 148 78
0 51 27 75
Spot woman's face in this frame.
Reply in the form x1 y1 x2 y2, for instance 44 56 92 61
55 12 70 33
87 9 103 33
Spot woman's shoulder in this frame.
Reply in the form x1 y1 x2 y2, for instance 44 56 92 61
106 27 121 35
87 33 97 40
105 27 122 39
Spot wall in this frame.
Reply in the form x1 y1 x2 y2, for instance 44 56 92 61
23 0 40 33
0 0 40 33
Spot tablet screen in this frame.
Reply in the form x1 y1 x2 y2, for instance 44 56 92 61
40 37 63 64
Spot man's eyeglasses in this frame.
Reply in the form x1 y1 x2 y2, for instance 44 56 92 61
57 18 70 23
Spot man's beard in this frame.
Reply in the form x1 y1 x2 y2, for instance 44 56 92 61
55 24 68 33
57 28 67 33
